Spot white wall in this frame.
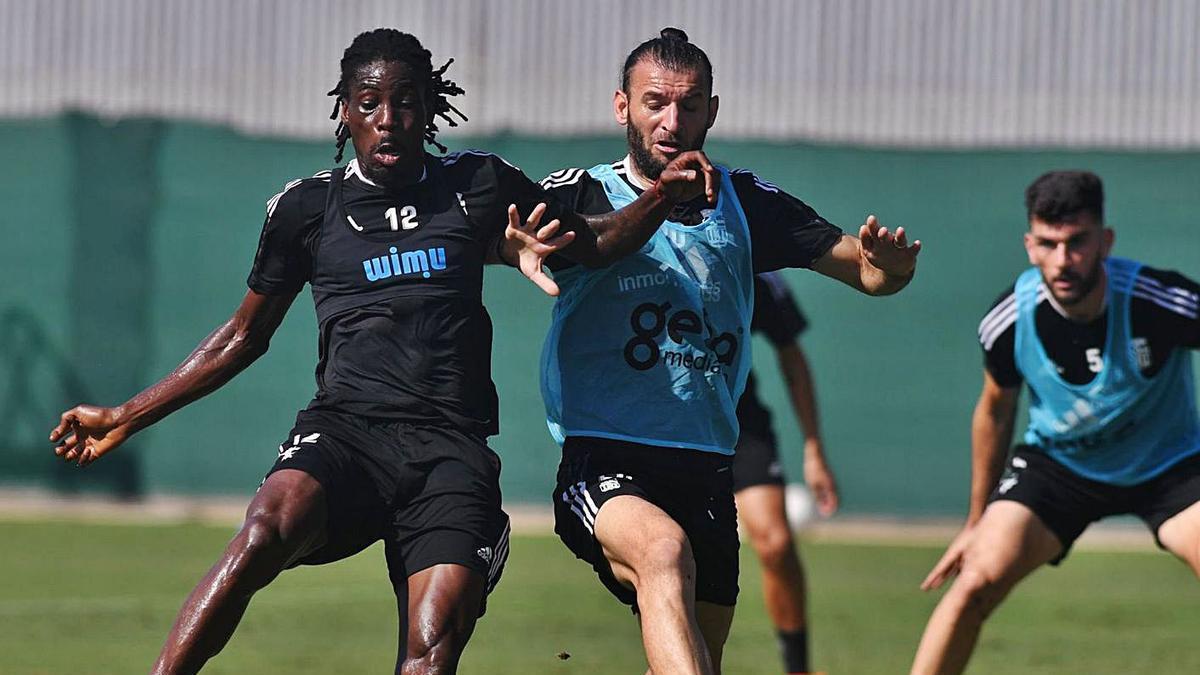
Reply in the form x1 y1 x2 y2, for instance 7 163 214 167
2 0 1197 147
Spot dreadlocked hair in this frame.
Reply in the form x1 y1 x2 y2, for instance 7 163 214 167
326 28 467 162
621 27 714 94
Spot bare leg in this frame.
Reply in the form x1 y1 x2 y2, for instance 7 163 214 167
151 469 327 674
736 485 807 631
910 501 1062 675
639 601 733 675
1157 500 1200 577
695 601 735 675
738 484 811 672
596 495 713 675
392 576 410 675
397 563 486 675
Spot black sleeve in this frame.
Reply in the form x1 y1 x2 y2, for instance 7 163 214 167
246 179 324 295
978 285 1022 387
456 152 575 241
751 272 808 346
539 170 615 272
730 170 843 273
1135 266 1200 349
540 169 615 216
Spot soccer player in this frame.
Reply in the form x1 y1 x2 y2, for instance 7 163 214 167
734 272 838 675
47 28 716 674
533 28 920 675
911 171 1200 675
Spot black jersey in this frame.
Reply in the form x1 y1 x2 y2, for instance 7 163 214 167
247 152 572 437
979 265 1200 388
539 157 843 273
736 273 810 440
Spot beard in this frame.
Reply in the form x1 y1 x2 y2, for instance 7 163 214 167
626 123 707 182
1044 259 1104 306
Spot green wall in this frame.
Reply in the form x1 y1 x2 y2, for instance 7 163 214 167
2 115 1196 514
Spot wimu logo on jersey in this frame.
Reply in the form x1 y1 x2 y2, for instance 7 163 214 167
622 301 740 374
362 246 447 281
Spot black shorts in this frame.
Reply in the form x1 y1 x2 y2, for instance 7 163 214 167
552 436 739 609
990 445 1200 563
263 409 511 606
732 431 785 492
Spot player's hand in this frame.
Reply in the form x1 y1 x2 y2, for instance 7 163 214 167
859 215 921 278
49 404 129 467
921 522 976 591
654 150 720 205
803 439 840 517
504 203 576 297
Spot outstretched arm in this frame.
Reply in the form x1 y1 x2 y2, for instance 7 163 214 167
491 203 576 296
776 341 839 516
921 370 1019 590
558 150 719 268
49 290 296 465
811 216 921 296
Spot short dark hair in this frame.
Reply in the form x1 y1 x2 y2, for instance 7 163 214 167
1025 170 1105 225
327 28 467 161
621 27 714 94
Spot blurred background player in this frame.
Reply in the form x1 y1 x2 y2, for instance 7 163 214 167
734 271 838 675
536 28 919 675
47 27 715 674
911 171 1200 674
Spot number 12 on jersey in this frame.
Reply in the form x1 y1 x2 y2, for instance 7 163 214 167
385 205 419 231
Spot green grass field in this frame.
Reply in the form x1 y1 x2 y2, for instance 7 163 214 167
1 520 1197 674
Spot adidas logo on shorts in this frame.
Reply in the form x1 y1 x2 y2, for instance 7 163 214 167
277 432 321 461
476 546 493 564
998 476 1018 494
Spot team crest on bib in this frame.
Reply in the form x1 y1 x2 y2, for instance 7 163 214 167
706 226 731 247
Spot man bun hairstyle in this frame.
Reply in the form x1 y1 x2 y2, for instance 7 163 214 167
327 28 467 161
1025 170 1105 225
621 27 714 94
660 27 689 42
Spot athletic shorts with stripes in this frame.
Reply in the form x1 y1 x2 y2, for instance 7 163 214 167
263 409 510 614
552 436 740 609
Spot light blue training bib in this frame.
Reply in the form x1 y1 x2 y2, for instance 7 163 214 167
541 162 755 454
1015 257 1200 485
